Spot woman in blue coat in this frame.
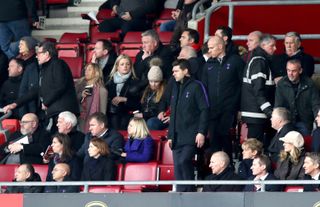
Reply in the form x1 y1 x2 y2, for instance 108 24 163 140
121 117 154 162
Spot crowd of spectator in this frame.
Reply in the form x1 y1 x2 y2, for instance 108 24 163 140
1 0 320 194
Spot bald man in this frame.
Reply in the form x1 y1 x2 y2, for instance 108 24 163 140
242 31 262 63
203 151 243 192
44 163 79 193
0 113 50 164
201 36 245 159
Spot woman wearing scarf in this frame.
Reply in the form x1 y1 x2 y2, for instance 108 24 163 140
106 54 141 130
75 63 108 133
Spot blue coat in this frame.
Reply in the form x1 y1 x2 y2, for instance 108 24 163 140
124 136 154 162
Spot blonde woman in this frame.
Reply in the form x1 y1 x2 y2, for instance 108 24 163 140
274 131 305 180
106 54 141 130
121 117 154 162
75 63 107 133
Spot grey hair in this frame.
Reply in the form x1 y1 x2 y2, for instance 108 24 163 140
58 111 77 127
259 34 277 45
141 29 160 43
180 46 197 58
285 31 302 43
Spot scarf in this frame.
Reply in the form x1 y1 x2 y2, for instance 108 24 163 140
113 71 131 96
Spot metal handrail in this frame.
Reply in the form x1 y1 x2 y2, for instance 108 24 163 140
204 0 320 41
192 0 212 20
1 179 319 193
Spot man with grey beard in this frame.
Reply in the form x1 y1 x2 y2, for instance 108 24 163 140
0 113 50 164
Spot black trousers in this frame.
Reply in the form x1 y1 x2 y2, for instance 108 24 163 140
172 145 196 192
208 112 235 160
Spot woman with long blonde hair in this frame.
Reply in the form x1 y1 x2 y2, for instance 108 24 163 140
106 54 142 130
75 63 107 132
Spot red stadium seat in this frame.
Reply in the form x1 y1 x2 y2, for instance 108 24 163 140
47 0 68 4
122 162 157 192
59 32 88 43
119 48 140 63
2 119 20 134
88 186 121 193
304 135 312 152
60 57 83 79
158 9 174 20
89 24 121 43
284 186 304 192
123 32 142 43
157 164 174 192
240 122 248 144
56 43 82 58
33 164 48 182
0 133 6 145
158 32 173 45
160 140 173 165
149 130 168 141
96 9 112 20
0 164 18 182
116 163 123 181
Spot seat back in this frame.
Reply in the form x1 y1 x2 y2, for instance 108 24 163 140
284 186 304 192
157 164 174 192
2 119 20 134
160 140 173 165
123 32 142 43
59 32 88 43
56 43 81 58
0 164 18 182
304 135 312 152
60 56 83 79
123 162 157 190
88 186 121 193
33 164 49 182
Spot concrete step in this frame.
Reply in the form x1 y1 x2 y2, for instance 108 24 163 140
46 17 87 26
32 25 89 41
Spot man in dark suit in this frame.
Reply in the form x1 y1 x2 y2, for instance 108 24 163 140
0 113 50 164
203 151 243 192
77 112 124 163
244 154 282 192
268 107 295 162
303 152 320 191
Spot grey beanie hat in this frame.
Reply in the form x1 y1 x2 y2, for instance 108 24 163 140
148 66 163 82
20 36 39 50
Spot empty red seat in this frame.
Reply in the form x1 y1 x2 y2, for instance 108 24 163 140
0 164 18 182
60 57 83 79
33 164 48 182
123 32 142 43
56 43 82 58
240 122 248 144
119 48 140 63
150 130 168 140
0 133 6 145
90 24 121 43
96 9 112 20
158 9 174 20
160 140 173 165
122 162 157 192
2 119 20 134
157 164 174 192
59 32 88 43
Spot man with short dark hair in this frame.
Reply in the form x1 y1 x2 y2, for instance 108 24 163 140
91 39 117 82
77 112 124 162
0 113 50 164
0 58 24 118
203 151 243 192
215 26 239 56
268 107 295 162
3 41 80 134
244 154 281 192
275 59 320 135
168 59 209 192
5 164 43 193
303 152 320 191
241 34 277 143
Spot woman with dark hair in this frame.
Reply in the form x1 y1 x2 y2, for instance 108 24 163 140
81 137 116 181
44 133 82 181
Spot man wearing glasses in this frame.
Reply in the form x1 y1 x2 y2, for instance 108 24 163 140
0 113 50 164
3 41 79 134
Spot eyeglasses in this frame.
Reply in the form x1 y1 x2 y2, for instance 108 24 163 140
19 120 34 125
36 51 46 55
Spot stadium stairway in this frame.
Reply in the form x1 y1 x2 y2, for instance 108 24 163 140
32 0 105 41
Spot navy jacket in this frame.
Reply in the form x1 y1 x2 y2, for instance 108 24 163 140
168 77 209 149
81 156 116 181
244 173 282 192
124 136 154 162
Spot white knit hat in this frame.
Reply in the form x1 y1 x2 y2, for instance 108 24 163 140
279 131 304 149
148 66 163 82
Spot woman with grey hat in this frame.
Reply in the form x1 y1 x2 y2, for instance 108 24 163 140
16 36 40 117
274 131 306 183
135 58 168 130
